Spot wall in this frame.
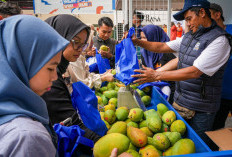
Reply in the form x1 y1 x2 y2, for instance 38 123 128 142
209 0 232 24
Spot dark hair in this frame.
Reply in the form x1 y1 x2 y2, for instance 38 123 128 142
0 2 21 16
190 7 211 19
133 11 144 22
171 22 175 26
124 24 129 32
98 17 114 28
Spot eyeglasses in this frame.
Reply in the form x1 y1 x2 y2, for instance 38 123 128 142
71 39 88 51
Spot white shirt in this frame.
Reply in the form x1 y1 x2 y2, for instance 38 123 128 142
0 117 56 157
166 36 231 76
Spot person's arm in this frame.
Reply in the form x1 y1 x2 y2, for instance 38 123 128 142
132 65 203 84
156 58 179 72
132 39 175 53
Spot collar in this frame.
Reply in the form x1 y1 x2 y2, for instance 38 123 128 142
96 35 110 44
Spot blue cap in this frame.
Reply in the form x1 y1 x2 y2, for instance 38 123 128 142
173 0 210 21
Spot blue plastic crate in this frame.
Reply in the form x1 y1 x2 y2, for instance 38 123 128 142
149 87 232 157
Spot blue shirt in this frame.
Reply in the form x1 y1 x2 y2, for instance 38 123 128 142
221 24 232 100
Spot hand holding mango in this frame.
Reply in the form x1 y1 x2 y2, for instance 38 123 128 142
86 47 96 56
99 45 112 58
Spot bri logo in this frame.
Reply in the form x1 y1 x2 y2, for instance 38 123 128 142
193 42 200 51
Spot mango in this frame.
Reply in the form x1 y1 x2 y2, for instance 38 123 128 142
140 127 153 137
142 86 151 93
170 120 186 136
103 120 111 129
147 137 154 146
163 146 172 156
126 149 140 157
97 96 103 104
141 96 151 106
153 133 170 150
114 86 120 92
139 145 162 156
128 142 137 151
104 110 116 124
100 112 104 120
160 123 170 133
125 118 132 124
136 89 146 97
127 126 148 147
100 45 109 51
162 111 176 126
107 121 127 135
107 82 115 90
167 132 182 146
115 82 125 87
162 132 171 137
104 104 116 112
157 103 169 116
139 120 147 128
111 69 116 75
108 98 118 107
93 133 130 157
128 108 144 122
116 107 129 121
127 122 139 128
95 91 102 97
171 139 195 155
101 95 108 106
144 109 162 133
141 148 160 157
130 83 139 90
100 86 108 93
103 90 117 99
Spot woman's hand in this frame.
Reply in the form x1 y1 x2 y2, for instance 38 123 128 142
101 70 114 82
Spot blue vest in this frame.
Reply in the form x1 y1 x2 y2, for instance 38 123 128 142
174 21 227 113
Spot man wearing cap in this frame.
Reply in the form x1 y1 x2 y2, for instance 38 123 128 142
132 11 144 39
209 3 232 131
132 0 231 145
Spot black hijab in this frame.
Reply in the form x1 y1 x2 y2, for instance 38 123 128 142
45 14 90 74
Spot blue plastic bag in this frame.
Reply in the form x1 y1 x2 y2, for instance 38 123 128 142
115 27 140 85
53 124 94 157
71 81 108 136
86 49 111 74
138 82 170 100
95 49 111 74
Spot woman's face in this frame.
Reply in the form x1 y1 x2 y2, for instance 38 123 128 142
140 32 147 41
29 52 62 96
63 29 88 62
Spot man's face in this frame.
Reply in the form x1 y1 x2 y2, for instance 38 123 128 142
209 9 221 21
184 9 205 33
97 24 113 41
132 15 140 25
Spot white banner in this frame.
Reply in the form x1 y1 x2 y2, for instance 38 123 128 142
34 0 115 14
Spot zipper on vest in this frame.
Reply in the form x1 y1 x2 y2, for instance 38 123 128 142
177 34 197 101
201 80 206 99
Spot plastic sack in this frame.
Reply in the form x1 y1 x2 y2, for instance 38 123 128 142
138 82 170 100
53 123 94 157
71 81 108 136
86 56 98 73
115 27 140 85
86 49 111 74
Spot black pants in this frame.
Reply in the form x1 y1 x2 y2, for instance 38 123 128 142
213 98 232 130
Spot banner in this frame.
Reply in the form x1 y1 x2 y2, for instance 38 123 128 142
34 0 115 14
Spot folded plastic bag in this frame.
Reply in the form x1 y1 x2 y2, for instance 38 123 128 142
115 27 140 85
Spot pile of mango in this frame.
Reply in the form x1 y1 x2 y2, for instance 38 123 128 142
95 81 152 112
94 103 196 157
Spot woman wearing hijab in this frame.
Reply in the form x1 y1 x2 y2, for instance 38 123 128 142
140 24 170 69
42 15 101 143
139 24 176 104
64 30 114 91
0 15 69 156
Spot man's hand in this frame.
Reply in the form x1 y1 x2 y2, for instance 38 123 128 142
99 46 112 58
132 66 161 84
86 47 96 56
110 148 133 157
